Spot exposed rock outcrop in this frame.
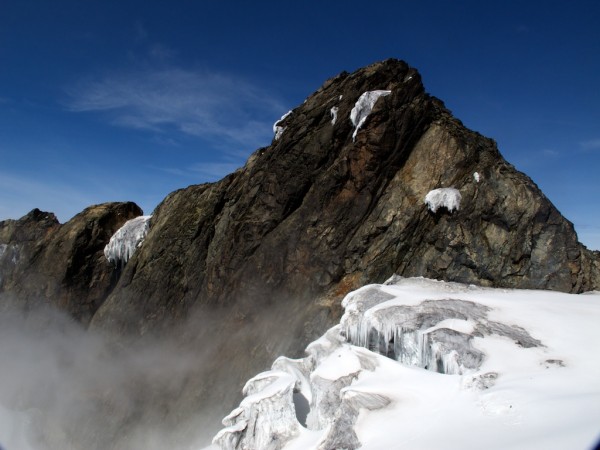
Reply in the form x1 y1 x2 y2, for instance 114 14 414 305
0 202 142 324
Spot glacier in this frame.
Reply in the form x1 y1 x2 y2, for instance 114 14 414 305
212 276 600 450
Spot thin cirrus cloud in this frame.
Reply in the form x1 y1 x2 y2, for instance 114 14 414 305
64 67 286 150
0 171 99 222
160 162 243 181
580 139 600 151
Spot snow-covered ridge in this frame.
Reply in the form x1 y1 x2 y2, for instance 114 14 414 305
104 215 151 265
424 187 461 213
213 276 600 450
350 90 391 141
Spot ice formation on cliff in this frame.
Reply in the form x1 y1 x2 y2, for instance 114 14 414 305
330 106 338 125
273 111 292 140
104 215 151 265
424 187 462 213
350 90 391 141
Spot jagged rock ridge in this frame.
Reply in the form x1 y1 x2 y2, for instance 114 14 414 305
1 59 599 437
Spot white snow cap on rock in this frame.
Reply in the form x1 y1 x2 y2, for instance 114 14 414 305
104 215 151 265
350 90 391 141
473 172 481 183
273 110 292 140
424 187 462 213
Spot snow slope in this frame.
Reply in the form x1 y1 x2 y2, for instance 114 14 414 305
213 277 600 450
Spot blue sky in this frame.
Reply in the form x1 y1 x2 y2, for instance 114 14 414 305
1 1 599 249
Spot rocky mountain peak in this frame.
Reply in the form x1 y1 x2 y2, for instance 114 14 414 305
1 59 598 440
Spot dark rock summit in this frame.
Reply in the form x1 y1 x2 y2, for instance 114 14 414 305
1 59 599 437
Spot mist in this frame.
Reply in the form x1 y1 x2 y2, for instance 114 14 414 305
0 298 227 450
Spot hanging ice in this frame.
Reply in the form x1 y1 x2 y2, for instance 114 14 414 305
104 215 151 265
330 106 339 125
339 280 541 376
424 187 462 213
273 110 292 140
212 370 300 450
350 90 391 141
213 324 385 450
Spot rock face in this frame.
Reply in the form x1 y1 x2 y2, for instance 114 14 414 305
93 59 598 328
1 59 599 437
0 202 142 324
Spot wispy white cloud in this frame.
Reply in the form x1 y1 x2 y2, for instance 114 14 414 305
157 161 242 182
541 148 559 158
580 139 600 151
64 67 285 150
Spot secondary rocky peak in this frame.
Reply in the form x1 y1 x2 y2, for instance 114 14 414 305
0 202 142 323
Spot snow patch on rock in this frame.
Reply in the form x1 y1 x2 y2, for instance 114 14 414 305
350 90 391 141
273 110 292 140
330 106 338 125
424 187 462 213
473 172 481 183
104 215 151 265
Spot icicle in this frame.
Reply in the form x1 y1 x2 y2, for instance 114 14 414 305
104 215 151 265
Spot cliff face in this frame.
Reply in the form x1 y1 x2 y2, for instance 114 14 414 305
1 59 599 437
0 202 142 324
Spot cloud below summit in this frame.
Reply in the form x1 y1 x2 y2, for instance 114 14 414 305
65 67 285 149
